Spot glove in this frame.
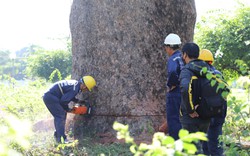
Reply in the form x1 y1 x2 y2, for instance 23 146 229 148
70 105 88 115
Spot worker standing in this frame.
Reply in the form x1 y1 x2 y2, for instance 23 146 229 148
163 33 184 140
199 49 227 156
179 43 211 154
42 75 96 143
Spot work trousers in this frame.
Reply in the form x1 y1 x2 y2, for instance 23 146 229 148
182 122 210 154
166 93 182 140
43 93 67 142
203 117 225 156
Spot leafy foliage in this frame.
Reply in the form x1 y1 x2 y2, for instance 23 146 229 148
195 7 250 77
222 61 250 155
1 74 249 155
113 122 207 156
201 67 230 98
0 78 49 122
0 79 132 156
0 114 32 155
222 92 250 155
49 68 63 82
0 50 10 65
195 7 250 154
0 45 43 80
26 49 72 82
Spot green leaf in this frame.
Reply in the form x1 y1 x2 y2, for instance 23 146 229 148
161 136 175 146
151 147 165 156
218 83 225 89
113 121 122 130
211 80 217 87
130 145 137 154
206 73 212 80
125 136 134 144
193 132 208 141
138 143 148 151
222 91 229 98
235 115 241 121
178 129 189 139
202 67 208 74
234 105 241 113
183 142 197 154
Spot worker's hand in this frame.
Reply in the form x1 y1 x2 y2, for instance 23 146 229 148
194 104 199 110
78 100 88 105
68 101 75 110
170 86 176 91
189 111 199 118
167 86 176 92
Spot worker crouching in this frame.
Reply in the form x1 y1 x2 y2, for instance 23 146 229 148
42 75 96 144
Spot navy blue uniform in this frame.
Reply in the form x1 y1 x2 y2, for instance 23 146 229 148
43 80 81 142
166 50 184 140
203 65 227 156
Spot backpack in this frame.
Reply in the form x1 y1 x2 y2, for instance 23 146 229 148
192 69 230 119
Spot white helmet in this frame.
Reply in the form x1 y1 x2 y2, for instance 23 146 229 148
164 33 181 45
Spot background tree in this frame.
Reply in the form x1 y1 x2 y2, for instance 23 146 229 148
195 4 250 154
0 50 11 77
26 49 72 81
195 6 250 78
70 0 197 138
0 50 10 66
0 45 43 80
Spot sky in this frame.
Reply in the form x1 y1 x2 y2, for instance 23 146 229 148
0 0 72 51
0 0 249 52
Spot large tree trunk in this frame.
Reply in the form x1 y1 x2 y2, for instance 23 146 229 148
69 0 196 140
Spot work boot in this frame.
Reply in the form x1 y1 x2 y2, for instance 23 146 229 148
57 137 74 144
54 132 72 144
53 131 64 143
62 138 72 144
54 131 57 140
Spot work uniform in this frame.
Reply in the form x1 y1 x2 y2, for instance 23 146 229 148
203 65 227 156
43 80 81 142
166 50 184 140
179 59 211 153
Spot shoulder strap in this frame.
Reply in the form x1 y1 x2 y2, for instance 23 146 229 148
185 67 203 106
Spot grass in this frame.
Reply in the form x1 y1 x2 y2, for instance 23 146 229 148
25 130 132 156
1 78 250 155
0 80 133 156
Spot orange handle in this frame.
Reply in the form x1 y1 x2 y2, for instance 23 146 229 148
71 106 88 114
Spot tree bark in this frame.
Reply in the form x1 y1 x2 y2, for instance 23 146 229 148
70 0 196 138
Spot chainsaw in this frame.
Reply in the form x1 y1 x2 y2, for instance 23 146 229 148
70 99 93 118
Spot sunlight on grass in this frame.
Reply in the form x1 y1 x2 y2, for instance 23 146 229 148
1 75 250 155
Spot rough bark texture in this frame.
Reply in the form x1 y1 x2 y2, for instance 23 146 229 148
69 0 196 139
